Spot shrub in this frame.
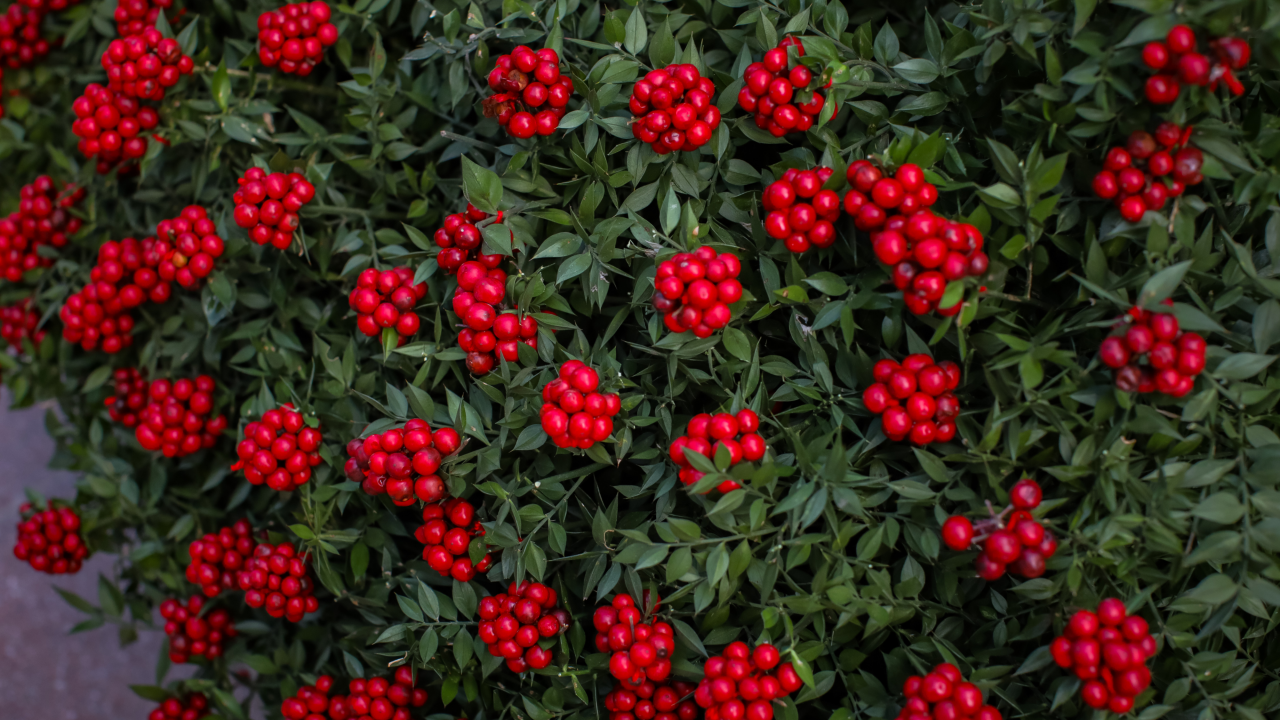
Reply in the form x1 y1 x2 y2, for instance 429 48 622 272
3 0 1280 718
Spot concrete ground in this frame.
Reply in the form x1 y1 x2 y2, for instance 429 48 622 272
0 394 163 719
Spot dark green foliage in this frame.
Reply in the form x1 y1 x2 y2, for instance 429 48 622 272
3 0 1280 718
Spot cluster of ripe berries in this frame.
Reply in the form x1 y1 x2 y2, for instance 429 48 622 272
101 28 194 102
146 693 210 720
185 520 255 597
60 208 222 353
896 663 1003 720
129 375 228 458
653 247 744 337
452 260 539 375
1142 25 1251 103
478 580 571 673
852 162 986 315
232 167 318 250
281 670 428 720
539 360 622 449
13 502 86 574
433 204 506 273
348 267 426 342
231 404 324 491
416 498 491 581
236 540 320 622
115 0 171 36
484 46 574 138
71 83 159 174
739 36 832 137
0 4 51 73
845 160 941 229
0 298 46 347
628 63 721 153
669 409 767 493
0 175 84 282
60 225 205 352
693 642 803 720
941 479 1058 580
104 367 147 426
343 420 462 505
1100 303 1205 398
1091 124 1203 222
862 355 961 445
257 2 339 76
762 166 840 252
604 680 698 720
155 205 226 289
595 592 675 684
1051 599 1157 714
159 596 236 663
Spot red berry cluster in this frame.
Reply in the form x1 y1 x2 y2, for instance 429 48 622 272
134 375 228 457
483 45 574 139
115 0 172 36
231 404 324 491
739 36 834 137
539 360 621 449
1099 303 1205 398
693 641 802 720
593 592 674 684
1051 599 1157 714
844 160 941 229
71 84 159 175
0 175 84 282
101 28 193 101
147 693 209 720
13 501 86 574
344 420 462 505
762 166 840 252
452 260 539 375
669 409 766 493
349 267 426 342
1142 24 1250 103
433 204 506 273
478 580 570 672
286 670 428 720
159 596 236 663
862 355 961 445
0 5 49 71
653 247 744 336
849 162 986 315
257 2 338 76
416 498 492 581
629 63 721 153
232 167 317 250
1092 124 1202 222
941 479 1058 581
185 520 254 597
155 205 227 289
605 679 698 720
60 232 186 353
0 298 46 347
105 368 147 426
237 540 320 622
897 663 1003 720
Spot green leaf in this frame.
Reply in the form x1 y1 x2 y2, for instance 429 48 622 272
460 156 503 214
212 60 230 112
1137 261 1191 308
1214 353 1276 381
624 7 648 56
893 59 939 85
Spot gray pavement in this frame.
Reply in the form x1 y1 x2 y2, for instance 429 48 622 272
0 394 164 719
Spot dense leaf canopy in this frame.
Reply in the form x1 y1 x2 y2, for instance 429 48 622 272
4 0 1280 718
